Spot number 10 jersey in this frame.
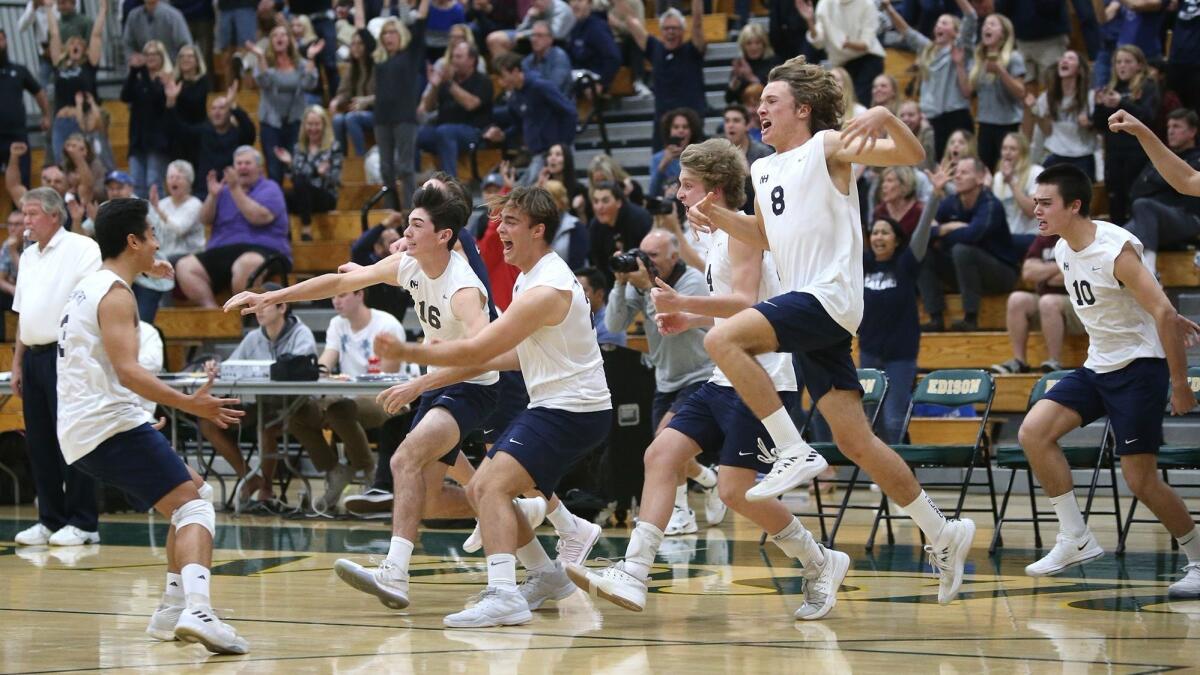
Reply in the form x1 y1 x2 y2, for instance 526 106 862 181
395 251 500 386
1053 221 1164 373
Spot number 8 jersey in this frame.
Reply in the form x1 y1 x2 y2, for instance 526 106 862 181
395 251 500 386
750 128 864 335
1053 221 1164 373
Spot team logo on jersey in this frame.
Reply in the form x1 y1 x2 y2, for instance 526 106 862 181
409 280 419 289
759 174 770 184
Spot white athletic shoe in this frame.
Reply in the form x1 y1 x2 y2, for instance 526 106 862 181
48 525 100 547
745 444 829 502
555 517 602 566
333 558 411 609
566 561 648 612
794 546 850 621
173 606 250 655
463 497 548 553
146 602 184 641
925 519 976 604
443 587 532 628
1168 562 1200 599
664 505 698 536
703 468 727 526
14 523 53 546
1024 530 1104 577
315 464 355 512
519 562 576 610
341 488 394 518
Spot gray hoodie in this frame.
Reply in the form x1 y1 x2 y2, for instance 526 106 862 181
229 314 317 361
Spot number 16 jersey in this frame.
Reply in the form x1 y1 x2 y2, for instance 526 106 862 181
395 251 500 386
1053 221 1164 373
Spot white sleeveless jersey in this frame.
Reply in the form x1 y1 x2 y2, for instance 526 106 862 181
751 129 864 334
395 252 499 386
1053 221 1165 373
512 252 612 412
57 270 154 464
704 230 798 392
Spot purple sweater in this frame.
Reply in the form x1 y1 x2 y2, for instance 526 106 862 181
208 177 291 258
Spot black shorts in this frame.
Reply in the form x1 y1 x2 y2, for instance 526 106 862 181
1043 358 1169 455
651 380 706 430
73 423 193 512
481 370 529 445
488 407 612 496
410 381 500 466
755 291 863 404
194 244 288 293
667 382 801 473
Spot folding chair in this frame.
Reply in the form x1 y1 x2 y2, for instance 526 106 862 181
989 371 1121 554
868 368 998 550
1116 366 1200 555
757 369 888 548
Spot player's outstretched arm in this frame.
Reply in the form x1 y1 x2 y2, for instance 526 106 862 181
689 193 769 250
1114 244 1198 415
831 105 927 168
98 286 245 428
1110 110 1200 197
374 286 570 369
223 255 402 314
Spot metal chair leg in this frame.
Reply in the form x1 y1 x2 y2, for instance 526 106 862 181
990 468 1019 554
1027 467 1043 549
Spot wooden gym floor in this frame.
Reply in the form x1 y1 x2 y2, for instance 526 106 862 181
1 491 1199 673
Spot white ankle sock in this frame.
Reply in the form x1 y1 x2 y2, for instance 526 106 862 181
674 483 689 510
545 501 575 534
770 517 824 566
181 563 211 609
624 521 664 581
693 465 717 489
903 490 948 541
761 407 802 448
164 572 184 605
486 553 518 590
1177 526 1200 564
387 536 414 571
515 538 554 573
1049 491 1087 538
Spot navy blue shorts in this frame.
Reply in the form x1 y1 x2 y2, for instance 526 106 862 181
488 407 613 495
411 381 500 465
651 380 706 431
72 423 193 512
755 291 863 404
482 370 529 445
667 382 801 473
1043 358 1169 456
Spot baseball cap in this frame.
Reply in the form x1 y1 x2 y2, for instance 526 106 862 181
105 170 134 186
482 172 504 189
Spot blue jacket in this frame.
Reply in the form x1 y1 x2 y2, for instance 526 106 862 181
567 12 621 88
504 73 577 155
936 189 1018 267
522 46 574 96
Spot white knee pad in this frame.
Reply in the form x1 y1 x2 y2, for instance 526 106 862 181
197 482 214 502
171 499 216 537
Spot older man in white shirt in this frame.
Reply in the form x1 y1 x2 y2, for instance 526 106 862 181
11 187 102 548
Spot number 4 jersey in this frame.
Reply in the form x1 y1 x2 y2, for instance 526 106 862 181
394 251 500 386
1054 221 1164 373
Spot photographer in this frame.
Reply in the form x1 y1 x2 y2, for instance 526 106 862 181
604 229 713 433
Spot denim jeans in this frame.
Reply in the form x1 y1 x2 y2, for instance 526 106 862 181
334 110 375 156
416 123 480 179
375 121 416 210
51 116 82 167
260 121 300 184
310 15 340 100
858 352 918 445
129 151 169 198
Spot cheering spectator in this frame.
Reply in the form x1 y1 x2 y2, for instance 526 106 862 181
330 29 376 157
725 23 778 106
871 74 900 113
176 146 290 307
767 0 812 61
939 127 976 175
797 0 885 105
965 13 1026 169
722 104 771 213
1113 0 1167 61
613 0 706 150
427 0 468 56
350 213 411 321
278 105 343 241
60 132 103 202
5 143 71 206
587 152 645 208
417 41 490 181
919 157 1018 332
883 0 977 158
148 159 205 265
898 100 937 171
167 84 256 198
1025 49 1097 179
169 44 210 168
1092 44 1158 224
287 0 340 100
994 0 1091 85
121 40 173 197
576 266 625 346
537 142 586 216
486 52 577 182
215 0 258 76
873 166 924 237
992 131 1042 252
650 108 704 199
375 0 430 209
46 0 105 166
566 0 620 92
122 0 193 60
523 20 573 95
588 180 652 286
543 179 589 268
0 29 50 191
247 26 321 184
487 0 575 57
992 234 1081 375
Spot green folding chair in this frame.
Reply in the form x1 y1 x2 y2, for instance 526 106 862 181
989 371 1120 554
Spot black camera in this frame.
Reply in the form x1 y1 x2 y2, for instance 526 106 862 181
644 196 678 216
611 248 657 277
